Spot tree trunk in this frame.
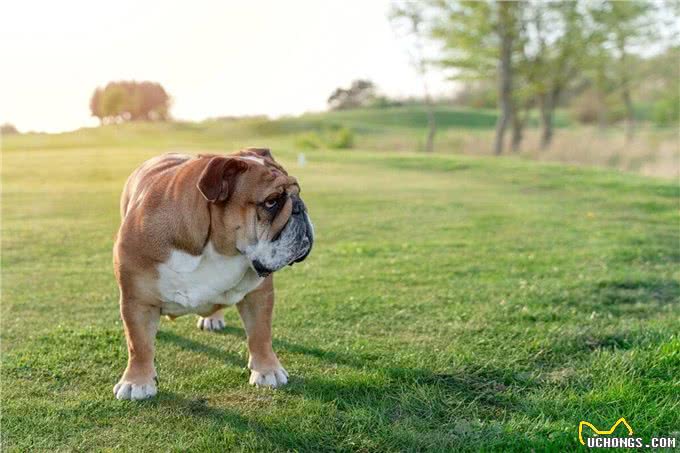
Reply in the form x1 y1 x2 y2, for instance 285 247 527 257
596 63 608 131
539 92 556 150
622 84 635 143
511 107 525 152
597 92 607 131
494 1 515 156
424 103 436 152
617 36 634 143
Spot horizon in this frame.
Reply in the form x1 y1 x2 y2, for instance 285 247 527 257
0 0 451 134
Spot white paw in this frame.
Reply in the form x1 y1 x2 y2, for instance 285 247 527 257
113 379 157 400
249 366 289 388
196 316 225 331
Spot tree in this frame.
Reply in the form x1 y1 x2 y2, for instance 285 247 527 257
90 88 103 123
589 0 658 142
100 83 127 122
431 1 585 151
429 0 522 155
327 80 377 110
521 1 588 149
390 1 437 152
494 1 519 155
89 81 171 124
397 0 670 154
1 123 19 135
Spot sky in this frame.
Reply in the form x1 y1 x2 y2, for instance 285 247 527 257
0 0 452 133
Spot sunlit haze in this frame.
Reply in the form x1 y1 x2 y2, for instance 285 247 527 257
1 0 451 133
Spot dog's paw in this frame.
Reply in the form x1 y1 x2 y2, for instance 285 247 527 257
113 378 157 401
249 365 289 388
196 313 225 331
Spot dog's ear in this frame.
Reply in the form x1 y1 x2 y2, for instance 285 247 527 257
197 157 249 202
245 147 273 160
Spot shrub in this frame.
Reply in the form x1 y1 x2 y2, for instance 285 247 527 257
294 132 323 150
326 126 354 149
293 126 354 150
652 95 680 126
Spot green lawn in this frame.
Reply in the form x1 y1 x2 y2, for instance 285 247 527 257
2 121 679 451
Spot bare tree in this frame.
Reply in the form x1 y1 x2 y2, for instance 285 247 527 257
390 1 436 152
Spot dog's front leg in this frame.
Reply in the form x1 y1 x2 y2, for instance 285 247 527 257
237 276 288 388
114 300 160 400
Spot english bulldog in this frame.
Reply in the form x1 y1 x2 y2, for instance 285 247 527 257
112 148 313 400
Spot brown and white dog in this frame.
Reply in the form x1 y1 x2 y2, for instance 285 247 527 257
112 148 313 400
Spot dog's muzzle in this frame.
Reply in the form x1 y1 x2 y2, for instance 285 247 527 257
247 196 314 277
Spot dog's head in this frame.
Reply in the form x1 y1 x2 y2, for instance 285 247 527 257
196 148 313 276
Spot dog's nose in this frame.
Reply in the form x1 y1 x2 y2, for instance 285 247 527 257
252 260 271 277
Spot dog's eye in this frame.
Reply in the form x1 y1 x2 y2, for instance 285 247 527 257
262 193 286 212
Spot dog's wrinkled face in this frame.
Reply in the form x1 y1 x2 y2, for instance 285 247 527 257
197 148 314 276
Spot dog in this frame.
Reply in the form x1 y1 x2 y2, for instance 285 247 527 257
112 148 313 400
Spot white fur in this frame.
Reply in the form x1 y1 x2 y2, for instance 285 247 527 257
158 243 263 316
240 155 265 165
244 239 287 269
244 213 311 272
196 313 225 331
249 366 288 388
114 379 157 400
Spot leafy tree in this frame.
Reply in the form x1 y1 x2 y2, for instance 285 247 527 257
327 80 377 110
90 88 103 123
429 0 522 155
100 84 127 122
644 46 680 126
90 81 171 124
520 1 588 149
1 123 19 135
589 0 659 141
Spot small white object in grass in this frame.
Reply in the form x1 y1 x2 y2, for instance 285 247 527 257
297 153 306 167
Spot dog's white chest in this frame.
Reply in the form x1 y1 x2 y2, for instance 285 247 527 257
157 243 263 316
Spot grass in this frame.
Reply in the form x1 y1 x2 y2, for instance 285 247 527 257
2 114 679 451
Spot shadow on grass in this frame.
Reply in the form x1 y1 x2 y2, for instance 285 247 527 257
162 327 527 417
157 330 243 366
594 278 680 305
143 347 523 450
139 391 330 449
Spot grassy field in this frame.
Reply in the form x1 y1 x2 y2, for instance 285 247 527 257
2 114 679 451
